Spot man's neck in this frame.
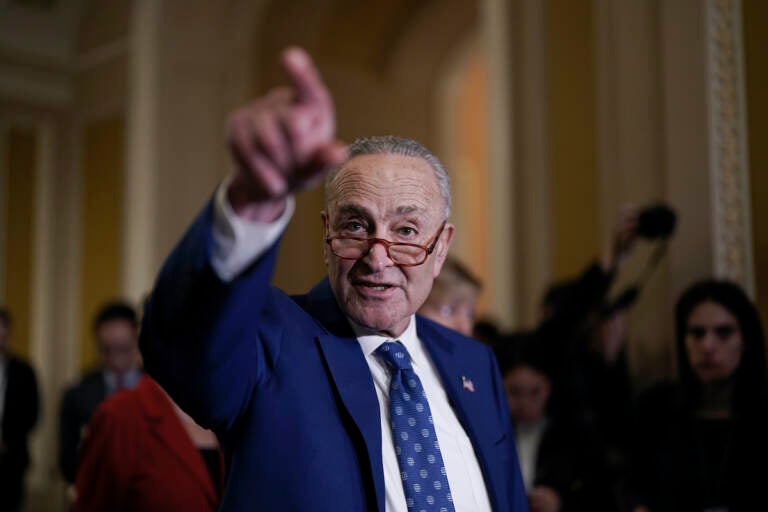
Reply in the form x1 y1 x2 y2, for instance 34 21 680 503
347 316 415 340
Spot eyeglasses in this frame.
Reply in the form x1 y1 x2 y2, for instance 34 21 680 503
325 221 446 267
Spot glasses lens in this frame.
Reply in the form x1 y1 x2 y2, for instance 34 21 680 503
330 238 427 265
389 244 425 265
330 238 367 259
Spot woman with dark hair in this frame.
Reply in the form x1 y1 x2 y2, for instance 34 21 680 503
626 279 768 512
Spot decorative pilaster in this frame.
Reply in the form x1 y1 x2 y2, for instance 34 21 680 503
706 0 755 295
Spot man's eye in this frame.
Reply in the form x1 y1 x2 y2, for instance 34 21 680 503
398 226 417 237
342 222 365 233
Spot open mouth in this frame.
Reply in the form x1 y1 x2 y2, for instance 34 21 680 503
353 280 396 292
364 284 392 291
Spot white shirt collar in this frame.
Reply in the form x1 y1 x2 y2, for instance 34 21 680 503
103 367 142 393
349 315 419 358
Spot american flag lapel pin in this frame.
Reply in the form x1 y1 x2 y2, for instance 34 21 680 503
461 375 475 392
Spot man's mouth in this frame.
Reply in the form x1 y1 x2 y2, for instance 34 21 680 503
352 279 396 292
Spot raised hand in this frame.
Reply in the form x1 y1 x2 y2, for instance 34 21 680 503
603 204 640 272
226 47 348 222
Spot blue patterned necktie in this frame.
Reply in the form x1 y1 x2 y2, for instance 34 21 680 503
375 341 455 512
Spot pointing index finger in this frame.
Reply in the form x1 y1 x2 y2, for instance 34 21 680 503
281 46 331 107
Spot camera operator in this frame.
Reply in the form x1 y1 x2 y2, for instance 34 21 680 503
522 203 676 511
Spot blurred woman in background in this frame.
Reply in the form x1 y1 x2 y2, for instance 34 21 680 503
626 279 768 512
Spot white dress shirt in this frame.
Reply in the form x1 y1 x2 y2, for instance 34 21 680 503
514 417 548 492
210 180 492 511
352 320 492 511
210 176 296 281
103 368 143 396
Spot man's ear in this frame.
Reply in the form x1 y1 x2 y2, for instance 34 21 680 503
321 211 330 266
432 222 455 278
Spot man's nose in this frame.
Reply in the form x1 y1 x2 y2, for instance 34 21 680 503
362 240 394 271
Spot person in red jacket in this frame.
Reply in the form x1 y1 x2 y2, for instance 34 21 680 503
74 375 224 512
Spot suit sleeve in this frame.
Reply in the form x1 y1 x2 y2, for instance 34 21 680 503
139 200 283 435
73 405 133 512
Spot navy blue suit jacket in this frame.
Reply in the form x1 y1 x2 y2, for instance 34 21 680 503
140 203 528 511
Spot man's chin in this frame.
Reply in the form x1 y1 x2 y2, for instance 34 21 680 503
348 309 408 338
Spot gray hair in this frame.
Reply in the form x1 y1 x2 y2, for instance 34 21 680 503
324 135 452 219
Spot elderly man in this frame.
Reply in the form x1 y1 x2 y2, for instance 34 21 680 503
140 47 527 511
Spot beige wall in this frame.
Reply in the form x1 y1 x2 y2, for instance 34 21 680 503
147 1 266 289
71 0 131 370
3 127 36 359
0 103 75 510
447 48 492 316
79 116 124 370
744 0 768 327
547 0 600 280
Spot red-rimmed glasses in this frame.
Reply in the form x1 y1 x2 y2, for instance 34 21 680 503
325 221 446 267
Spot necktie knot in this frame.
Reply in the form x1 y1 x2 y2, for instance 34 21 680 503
375 341 413 372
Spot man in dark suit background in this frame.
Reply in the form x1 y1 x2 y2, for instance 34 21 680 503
140 47 528 511
0 307 40 512
58 301 141 484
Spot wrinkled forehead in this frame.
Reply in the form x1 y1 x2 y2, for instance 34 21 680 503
326 154 444 222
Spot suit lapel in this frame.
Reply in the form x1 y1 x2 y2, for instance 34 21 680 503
416 317 503 506
304 279 386 512
138 377 219 507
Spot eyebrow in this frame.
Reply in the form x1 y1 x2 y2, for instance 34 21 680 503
335 204 427 218
687 323 739 329
393 205 426 216
336 204 371 219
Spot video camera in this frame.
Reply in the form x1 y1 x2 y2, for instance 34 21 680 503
637 203 677 240
602 202 677 316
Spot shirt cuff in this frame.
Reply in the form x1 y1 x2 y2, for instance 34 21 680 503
210 176 295 282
